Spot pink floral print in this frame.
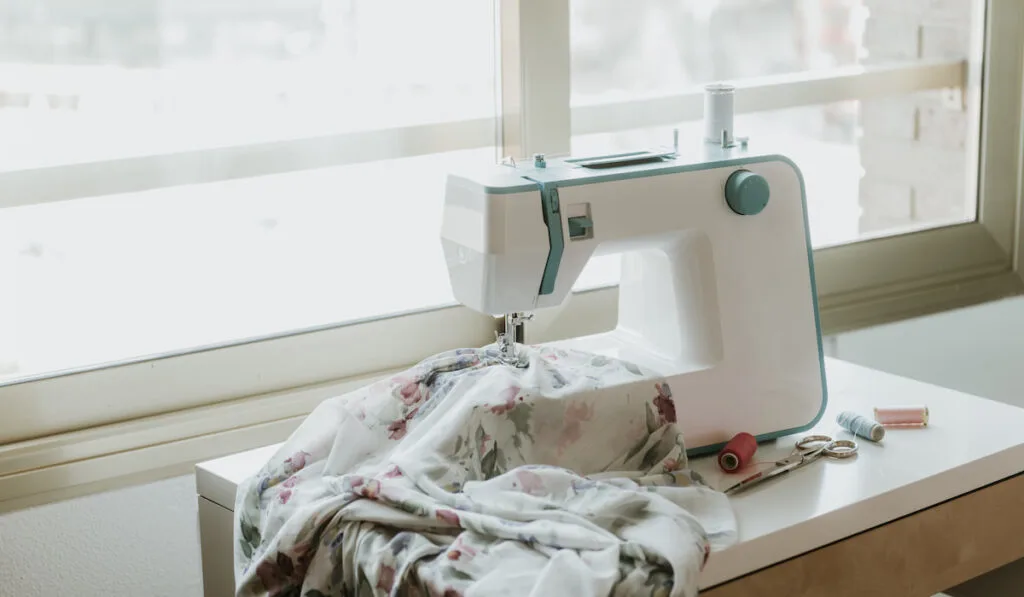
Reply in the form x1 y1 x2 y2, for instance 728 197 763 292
557 401 595 455
653 383 677 424
514 469 546 496
435 508 460 526
399 380 423 405
377 564 396 593
387 418 408 440
490 385 521 415
283 451 310 472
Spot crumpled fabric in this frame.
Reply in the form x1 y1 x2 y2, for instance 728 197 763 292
234 345 735 597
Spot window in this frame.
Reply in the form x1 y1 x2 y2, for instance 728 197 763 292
547 0 1024 338
2 0 1022 509
0 1 501 383
570 1 978 247
2 149 494 381
0 0 503 507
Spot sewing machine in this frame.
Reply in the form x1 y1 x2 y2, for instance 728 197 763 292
440 90 825 454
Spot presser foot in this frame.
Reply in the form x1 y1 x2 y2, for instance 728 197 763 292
495 312 533 368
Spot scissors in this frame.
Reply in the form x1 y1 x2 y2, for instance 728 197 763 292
723 434 858 495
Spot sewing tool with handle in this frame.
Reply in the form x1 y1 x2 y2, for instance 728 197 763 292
718 432 757 472
837 411 885 442
723 435 858 495
874 405 929 427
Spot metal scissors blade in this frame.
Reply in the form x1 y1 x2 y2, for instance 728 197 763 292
722 435 857 496
722 454 805 495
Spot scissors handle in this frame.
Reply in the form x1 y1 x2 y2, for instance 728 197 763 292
796 435 859 458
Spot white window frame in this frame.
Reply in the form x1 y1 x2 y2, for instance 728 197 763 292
1 0 1022 510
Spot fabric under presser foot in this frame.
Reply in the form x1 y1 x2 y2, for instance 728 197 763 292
233 344 736 597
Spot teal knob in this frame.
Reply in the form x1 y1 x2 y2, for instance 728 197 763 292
725 170 770 215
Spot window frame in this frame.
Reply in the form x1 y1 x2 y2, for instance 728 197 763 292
2 0 1021 510
0 118 497 208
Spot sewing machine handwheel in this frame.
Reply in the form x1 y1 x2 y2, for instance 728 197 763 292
725 170 770 216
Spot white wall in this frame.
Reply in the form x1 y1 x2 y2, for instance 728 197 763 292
0 475 202 597
1 297 1022 597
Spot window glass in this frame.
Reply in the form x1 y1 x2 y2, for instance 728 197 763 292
569 1 978 290
0 0 496 382
572 0 867 103
0 0 495 170
0 148 495 381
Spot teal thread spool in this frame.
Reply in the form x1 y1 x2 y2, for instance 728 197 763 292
837 411 885 442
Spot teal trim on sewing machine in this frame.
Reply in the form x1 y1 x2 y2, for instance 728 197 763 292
536 185 564 296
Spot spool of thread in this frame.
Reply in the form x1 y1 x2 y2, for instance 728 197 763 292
704 83 735 145
836 411 885 442
718 432 757 473
873 405 929 427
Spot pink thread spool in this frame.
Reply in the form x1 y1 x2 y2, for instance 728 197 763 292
873 405 929 428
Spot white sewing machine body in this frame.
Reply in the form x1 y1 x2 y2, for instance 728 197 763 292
441 146 826 454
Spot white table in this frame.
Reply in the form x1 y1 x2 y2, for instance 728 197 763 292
196 359 1024 596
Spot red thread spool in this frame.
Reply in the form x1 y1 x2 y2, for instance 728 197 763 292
718 432 757 473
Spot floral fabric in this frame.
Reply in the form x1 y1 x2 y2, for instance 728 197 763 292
235 345 735 597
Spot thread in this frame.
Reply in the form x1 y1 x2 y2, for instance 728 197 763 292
873 405 929 427
718 432 757 473
704 83 735 145
836 411 885 442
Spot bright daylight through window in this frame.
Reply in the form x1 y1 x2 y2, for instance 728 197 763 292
571 0 978 290
0 0 986 384
0 0 497 381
